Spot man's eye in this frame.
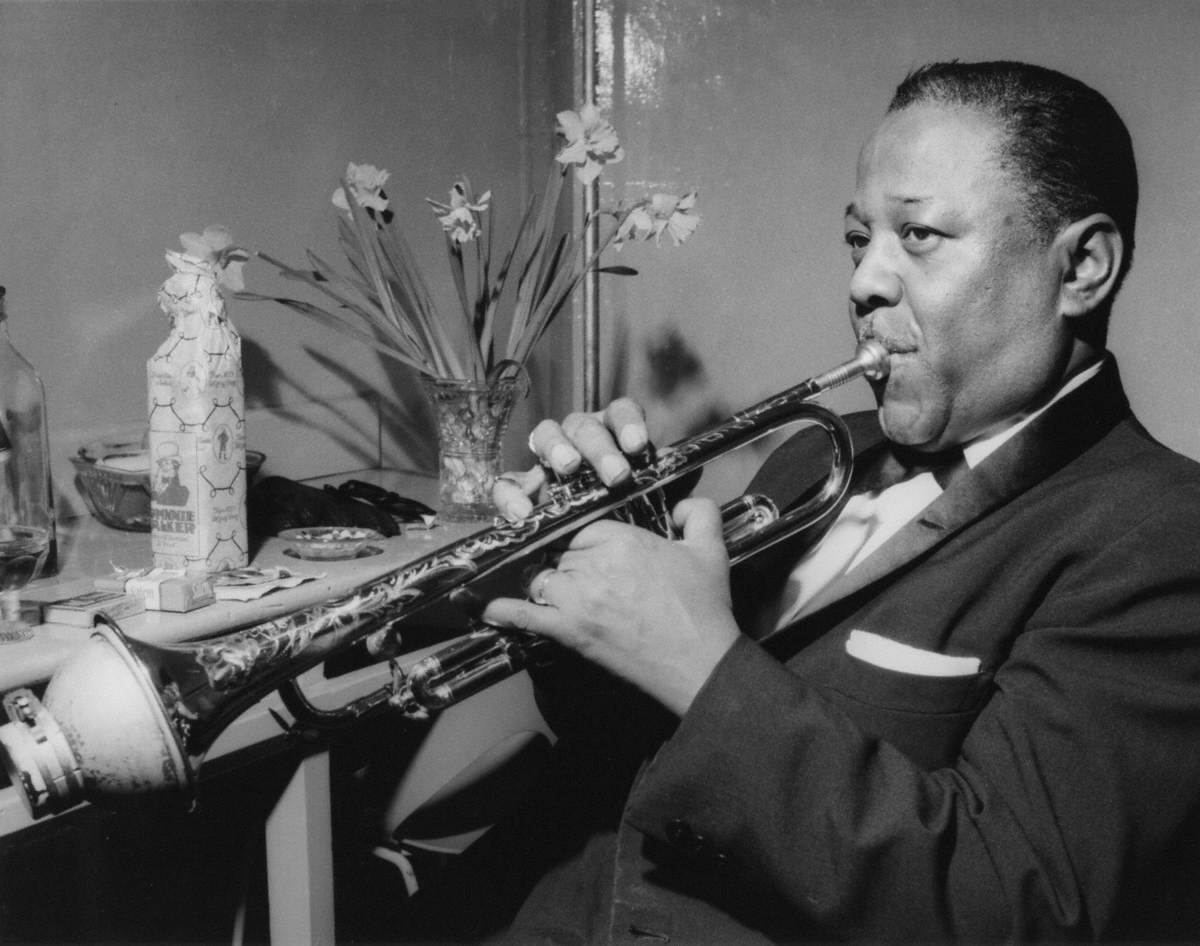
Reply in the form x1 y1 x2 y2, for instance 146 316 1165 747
901 225 941 248
844 231 869 262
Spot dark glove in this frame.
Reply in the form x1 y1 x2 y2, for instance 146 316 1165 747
326 479 436 522
248 475 400 541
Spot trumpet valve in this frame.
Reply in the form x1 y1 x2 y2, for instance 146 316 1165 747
720 494 781 546
545 464 602 512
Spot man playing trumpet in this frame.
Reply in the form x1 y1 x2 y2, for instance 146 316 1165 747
411 60 1200 943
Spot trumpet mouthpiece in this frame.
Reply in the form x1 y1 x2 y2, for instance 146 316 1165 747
855 339 890 380
806 340 889 395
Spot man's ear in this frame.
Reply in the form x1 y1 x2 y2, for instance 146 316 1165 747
1056 213 1124 318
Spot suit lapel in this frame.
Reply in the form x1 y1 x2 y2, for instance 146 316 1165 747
757 357 1131 642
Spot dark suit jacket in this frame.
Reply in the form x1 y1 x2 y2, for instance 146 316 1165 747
501 357 1200 944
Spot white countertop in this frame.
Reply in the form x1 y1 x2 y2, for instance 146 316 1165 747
1 469 484 692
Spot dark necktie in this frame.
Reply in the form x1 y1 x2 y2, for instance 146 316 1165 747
766 442 966 633
857 442 967 493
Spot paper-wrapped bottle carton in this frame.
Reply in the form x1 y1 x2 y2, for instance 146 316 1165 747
148 241 247 571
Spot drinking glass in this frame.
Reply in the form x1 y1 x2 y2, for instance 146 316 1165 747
0 523 49 643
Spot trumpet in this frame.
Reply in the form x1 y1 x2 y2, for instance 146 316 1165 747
0 341 887 817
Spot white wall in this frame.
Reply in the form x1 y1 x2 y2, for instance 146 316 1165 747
0 0 573 516
591 0 1200 499
6 0 1197 517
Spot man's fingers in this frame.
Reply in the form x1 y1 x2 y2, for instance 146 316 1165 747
528 419 582 475
483 596 567 641
525 400 651 488
675 498 730 568
558 519 630 555
486 566 578 642
602 397 649 453
493 467 545 522
561 413 631 486
674 497 725 543
560 501 724 555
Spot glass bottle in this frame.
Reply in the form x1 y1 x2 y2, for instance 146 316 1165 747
0 286 55 643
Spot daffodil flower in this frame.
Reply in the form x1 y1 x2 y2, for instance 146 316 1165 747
555 104 625 184
427 182 492 245
332 162 391 216
655 191 700 246
244 107 697 386
178 224 248 291
615 191 700 248
614 204 656 245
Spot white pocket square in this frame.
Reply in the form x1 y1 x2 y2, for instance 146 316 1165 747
845 629 981 677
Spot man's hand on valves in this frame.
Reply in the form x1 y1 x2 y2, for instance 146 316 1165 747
485 398 741 717
492 397 652 520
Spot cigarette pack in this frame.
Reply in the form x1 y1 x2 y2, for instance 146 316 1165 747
95 568 216 613
42 590 146 628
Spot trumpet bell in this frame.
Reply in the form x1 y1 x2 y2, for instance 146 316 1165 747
0 625 191 818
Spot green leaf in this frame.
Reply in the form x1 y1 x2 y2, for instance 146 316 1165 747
372 210 477 379
505 168 567 359
513 209 630 369
442 233 486 379
480 192 536 367
234 290 432 373
341 181 463 378
255 250 399 344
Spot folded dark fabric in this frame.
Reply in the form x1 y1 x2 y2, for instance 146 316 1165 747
248 475 400 540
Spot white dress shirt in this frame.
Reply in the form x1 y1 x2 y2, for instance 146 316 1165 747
771 360 1105 629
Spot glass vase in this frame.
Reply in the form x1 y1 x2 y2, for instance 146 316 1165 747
422 376 520 523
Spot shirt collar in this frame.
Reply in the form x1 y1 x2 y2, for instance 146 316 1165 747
961 357 1107 470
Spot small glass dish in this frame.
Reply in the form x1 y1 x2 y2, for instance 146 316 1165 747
278 526 384 560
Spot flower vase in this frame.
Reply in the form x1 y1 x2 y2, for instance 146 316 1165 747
422 376 520 522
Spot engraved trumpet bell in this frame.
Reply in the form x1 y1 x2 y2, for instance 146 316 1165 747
1 624 191 818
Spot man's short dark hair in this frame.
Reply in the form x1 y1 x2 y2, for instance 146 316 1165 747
889 61 1137 325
